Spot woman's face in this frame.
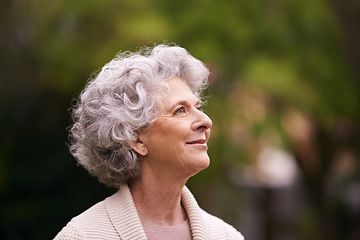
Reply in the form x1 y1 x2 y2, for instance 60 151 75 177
138 78 212 179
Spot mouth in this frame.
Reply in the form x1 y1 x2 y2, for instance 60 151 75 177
186 139 208 147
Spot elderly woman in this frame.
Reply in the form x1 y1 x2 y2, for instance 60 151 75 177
55 44 244 240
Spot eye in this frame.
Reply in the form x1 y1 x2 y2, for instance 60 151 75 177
197 106 204 112
174 106 186 115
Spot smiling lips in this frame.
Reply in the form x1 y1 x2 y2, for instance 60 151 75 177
186 139 208 147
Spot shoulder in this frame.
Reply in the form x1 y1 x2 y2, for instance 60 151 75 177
54 200 117 239
54 185 144 240
54 221 85 240
201 209 245 240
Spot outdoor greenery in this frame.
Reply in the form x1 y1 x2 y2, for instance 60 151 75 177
1 0 359 239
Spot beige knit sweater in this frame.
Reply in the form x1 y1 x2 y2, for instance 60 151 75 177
54 185 244 240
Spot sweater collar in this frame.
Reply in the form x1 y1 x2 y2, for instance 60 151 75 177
104 184 210 240
104 185 147 240
181 186 211 239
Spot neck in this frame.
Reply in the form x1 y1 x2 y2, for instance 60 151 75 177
129 167 189 226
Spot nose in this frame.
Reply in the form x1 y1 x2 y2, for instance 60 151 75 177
192 109 212 131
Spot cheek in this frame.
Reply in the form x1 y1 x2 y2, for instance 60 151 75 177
145 119 190 151
146 127 186 152
161 121 189 139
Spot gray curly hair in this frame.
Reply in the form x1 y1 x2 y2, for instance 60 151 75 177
69 44 210 188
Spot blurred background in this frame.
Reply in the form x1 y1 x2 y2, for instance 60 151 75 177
1 0 359 239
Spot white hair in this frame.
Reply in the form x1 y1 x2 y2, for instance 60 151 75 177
69 44 210 188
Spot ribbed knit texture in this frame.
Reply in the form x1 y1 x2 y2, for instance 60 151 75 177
54 185 244 240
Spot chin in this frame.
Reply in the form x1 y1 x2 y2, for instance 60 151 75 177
191 157 210 175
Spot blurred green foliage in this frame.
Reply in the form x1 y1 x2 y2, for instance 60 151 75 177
1 0 359 239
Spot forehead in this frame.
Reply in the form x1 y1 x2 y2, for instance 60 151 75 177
161 78 199 108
